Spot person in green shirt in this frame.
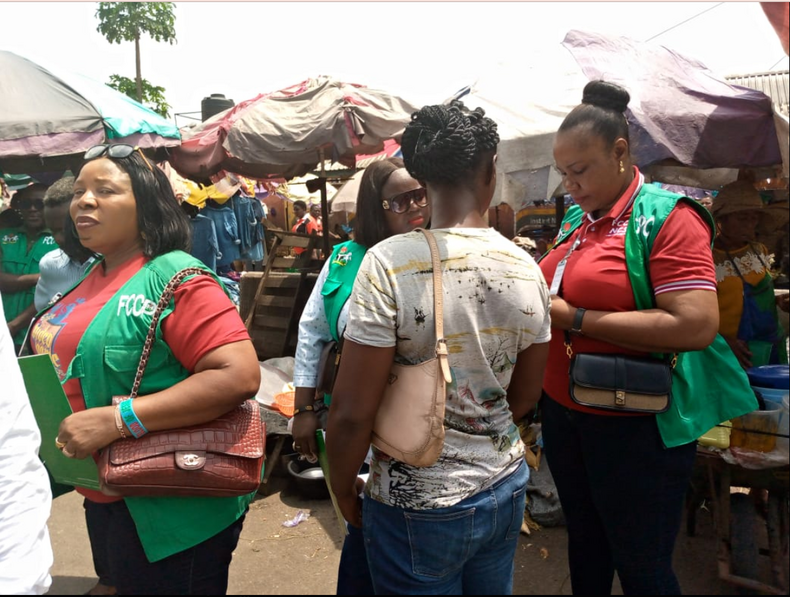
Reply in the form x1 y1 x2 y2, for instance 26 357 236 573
0 183 56 352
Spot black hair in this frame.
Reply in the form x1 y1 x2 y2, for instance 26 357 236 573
75 148 191 257
558 80 631 147
43 176 75 208
354 157 406 248
293 200 307 211
401 100 499 185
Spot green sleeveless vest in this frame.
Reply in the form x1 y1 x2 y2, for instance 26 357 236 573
553 184 758 447
1 227 57 344
33 251 255 563
321 240 368 342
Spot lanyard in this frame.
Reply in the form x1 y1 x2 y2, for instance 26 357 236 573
549 224 587 296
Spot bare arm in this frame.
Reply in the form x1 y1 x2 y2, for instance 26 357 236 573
326 340 394 527
549 289 719 353
506 342 550 422
292 385 320 462
57 339 261 459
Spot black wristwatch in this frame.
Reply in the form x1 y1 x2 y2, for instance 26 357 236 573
571 307 586 335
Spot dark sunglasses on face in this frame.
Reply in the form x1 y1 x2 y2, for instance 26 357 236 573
84 143 154 172
382 187 428 214
19 199 45 211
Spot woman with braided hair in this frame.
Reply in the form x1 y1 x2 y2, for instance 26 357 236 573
326 101 552 594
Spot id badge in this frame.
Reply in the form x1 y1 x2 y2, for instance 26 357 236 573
550 259 567 296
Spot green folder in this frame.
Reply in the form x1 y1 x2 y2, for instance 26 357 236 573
315 430 349 537
18 354 100 490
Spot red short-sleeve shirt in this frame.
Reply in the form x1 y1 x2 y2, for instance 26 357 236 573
539 172 716 415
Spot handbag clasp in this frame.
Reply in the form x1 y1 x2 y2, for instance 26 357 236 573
615 390 626 406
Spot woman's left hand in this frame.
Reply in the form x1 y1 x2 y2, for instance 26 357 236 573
549 295 576 331
334 477 365 528
56 406 119 459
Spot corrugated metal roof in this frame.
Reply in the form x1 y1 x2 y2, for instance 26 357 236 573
725 70 789 116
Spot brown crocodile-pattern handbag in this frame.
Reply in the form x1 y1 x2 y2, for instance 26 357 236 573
97 268 266 498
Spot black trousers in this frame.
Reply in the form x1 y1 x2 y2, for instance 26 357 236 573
83 499 245 595
541 395 697 595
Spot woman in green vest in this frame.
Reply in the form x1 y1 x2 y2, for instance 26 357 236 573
25 144 261 595
291 156 430 594
538 81 755 595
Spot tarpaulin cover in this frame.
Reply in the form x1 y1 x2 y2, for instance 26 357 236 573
169 76 420 181
453 30 782 211
0 50 180 175
562 29 782 171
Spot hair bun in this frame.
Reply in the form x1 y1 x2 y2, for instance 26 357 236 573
581 80 630 113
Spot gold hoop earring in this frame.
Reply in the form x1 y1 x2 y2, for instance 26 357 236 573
619 161 625 174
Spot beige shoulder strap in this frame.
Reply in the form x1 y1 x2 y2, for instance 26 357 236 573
418 229 452 384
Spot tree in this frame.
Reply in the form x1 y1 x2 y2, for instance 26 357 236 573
95 2 177 103
107 75 171 118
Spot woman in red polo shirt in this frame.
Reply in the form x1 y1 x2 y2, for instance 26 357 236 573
539 81 719 595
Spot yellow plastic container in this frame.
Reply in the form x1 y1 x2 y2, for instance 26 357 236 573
698 421 732 449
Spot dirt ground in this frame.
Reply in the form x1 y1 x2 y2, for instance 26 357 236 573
46 458 778 596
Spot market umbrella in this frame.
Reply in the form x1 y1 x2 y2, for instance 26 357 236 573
0 50 181 175
170 76 420 256
329 139 403 214
453 30 783 212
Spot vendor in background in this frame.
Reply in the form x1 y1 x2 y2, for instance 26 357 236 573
309 202 324 235
292 157 430 594
712 180 789 368
0 183 56 352
291 200 320 257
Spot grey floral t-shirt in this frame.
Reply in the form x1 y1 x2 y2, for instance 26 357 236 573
345 228 551 509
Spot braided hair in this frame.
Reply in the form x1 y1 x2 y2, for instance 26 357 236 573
559 80 631 147
401 100 499 184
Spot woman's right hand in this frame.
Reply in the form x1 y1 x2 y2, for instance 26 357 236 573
292 412 319 463
292 386 320 463
724 336 752 370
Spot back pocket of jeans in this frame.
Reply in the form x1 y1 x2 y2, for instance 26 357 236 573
404 508 475 577
506 482 528 541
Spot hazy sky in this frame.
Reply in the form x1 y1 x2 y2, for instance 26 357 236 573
1 1 786 123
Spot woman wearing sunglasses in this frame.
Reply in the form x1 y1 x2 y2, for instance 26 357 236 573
292 156 429 595
326 102 552 595
23 144 261 595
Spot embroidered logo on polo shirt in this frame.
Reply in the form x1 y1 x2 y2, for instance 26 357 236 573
1 233 19 244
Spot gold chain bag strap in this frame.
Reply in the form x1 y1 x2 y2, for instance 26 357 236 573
370 229 452 467
98 267 266 498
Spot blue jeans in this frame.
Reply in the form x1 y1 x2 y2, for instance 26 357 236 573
362 460 528 595
541 395 697 595
336 521 374 595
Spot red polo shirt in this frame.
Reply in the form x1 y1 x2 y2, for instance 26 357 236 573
539 171 716 415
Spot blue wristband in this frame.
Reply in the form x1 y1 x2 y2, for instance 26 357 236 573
119 399 148 439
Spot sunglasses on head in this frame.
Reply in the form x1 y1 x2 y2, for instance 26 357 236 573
382 187 428 214
18 198 45 211
84 144 154 172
